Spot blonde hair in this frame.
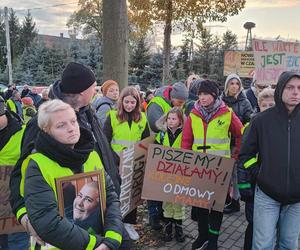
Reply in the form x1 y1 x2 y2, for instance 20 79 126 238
258 88 275 105
38 100 74 129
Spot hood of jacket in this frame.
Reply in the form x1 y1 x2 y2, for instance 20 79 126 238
154 86 172 106
222 90 247 105
274 71 300 115
92 95 115 109
224 73 243 96
35 127 95 172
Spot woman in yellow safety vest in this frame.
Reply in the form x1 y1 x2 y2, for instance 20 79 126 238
103 86 150 241
181 80 243 250
21 99 123 250
155 107 185 243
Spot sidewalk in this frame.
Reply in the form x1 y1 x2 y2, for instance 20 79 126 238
133 202 300 250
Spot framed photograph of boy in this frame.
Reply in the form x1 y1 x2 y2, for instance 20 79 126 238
55 170 106 235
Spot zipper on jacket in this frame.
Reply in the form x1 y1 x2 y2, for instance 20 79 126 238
286 119 291 200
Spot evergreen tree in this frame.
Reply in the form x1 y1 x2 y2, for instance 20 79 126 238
68 39 87 64
172 39 190 81
193 28 214 75
129 36 150 86
222 30 238 50
147 52 163 87
20 11 37 52
87 37 102 82
0 10 6 73
8 8 21 63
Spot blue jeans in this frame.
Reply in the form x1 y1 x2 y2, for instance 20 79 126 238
7 232 29 250
253 186 300 250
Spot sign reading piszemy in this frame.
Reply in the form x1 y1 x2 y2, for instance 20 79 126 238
141 145 235 212
0 165 25 234
119 136 155 217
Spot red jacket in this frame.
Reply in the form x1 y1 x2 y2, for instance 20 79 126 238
181 101 243 159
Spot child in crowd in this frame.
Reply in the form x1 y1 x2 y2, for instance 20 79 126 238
155 107 185 242
238 88 275 250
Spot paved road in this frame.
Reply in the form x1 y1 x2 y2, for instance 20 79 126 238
134 202 300 250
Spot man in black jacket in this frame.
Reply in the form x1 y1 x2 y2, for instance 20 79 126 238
9 62 124 246
237 71 300 250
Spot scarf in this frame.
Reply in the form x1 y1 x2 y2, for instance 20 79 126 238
195 97 222 123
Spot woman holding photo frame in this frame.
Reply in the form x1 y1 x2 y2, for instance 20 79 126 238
20 99 123 250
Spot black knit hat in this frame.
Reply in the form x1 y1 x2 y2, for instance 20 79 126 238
60 62 96 94
198 80 220 99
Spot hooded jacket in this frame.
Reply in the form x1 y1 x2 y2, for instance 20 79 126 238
92 96 116 128
237 71 300 204
222 73 253 124
24 128 123 250
10 80 121 219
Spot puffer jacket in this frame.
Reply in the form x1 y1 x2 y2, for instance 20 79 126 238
222 73 253 124
222 92 253 124
237 71 300 204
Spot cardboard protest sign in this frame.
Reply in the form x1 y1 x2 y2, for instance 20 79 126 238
224 51 255 77
0 165 25 234
252 39 300 85
141 145 235 212
119 136 155 217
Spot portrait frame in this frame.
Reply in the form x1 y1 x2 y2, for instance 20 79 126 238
55 170 106 233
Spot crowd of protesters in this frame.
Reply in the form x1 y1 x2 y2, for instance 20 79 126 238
0 61 300 250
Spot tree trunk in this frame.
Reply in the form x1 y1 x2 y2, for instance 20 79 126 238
162 0 172 86
103 0 128 89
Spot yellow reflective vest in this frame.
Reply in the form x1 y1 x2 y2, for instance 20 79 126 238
156 130 182 149
110 110 147 153
147 96 172 115
20 151 106 250
0 125 25 165
190 110 232 158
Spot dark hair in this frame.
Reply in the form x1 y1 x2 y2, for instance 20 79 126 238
117 86 142 123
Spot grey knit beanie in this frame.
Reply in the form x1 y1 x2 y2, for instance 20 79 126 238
170 82 188 100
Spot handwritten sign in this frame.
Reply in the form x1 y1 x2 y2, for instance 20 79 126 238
119 136 155 217
0 165 25 234
223 51 255 77
252 39 300 85
141 145 235 212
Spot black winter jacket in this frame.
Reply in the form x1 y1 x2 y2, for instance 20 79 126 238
237 72 300 204
222 91 253 124
10 81 121 218
24 129 123 250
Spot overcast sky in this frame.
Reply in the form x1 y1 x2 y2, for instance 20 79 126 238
1 0 300 47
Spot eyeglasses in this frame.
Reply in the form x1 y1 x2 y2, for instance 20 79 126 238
256 84 277 90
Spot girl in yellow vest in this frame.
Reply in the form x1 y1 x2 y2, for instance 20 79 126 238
21 100 123 250
103 86 150 241
155 107 186 242
182 80 243 250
